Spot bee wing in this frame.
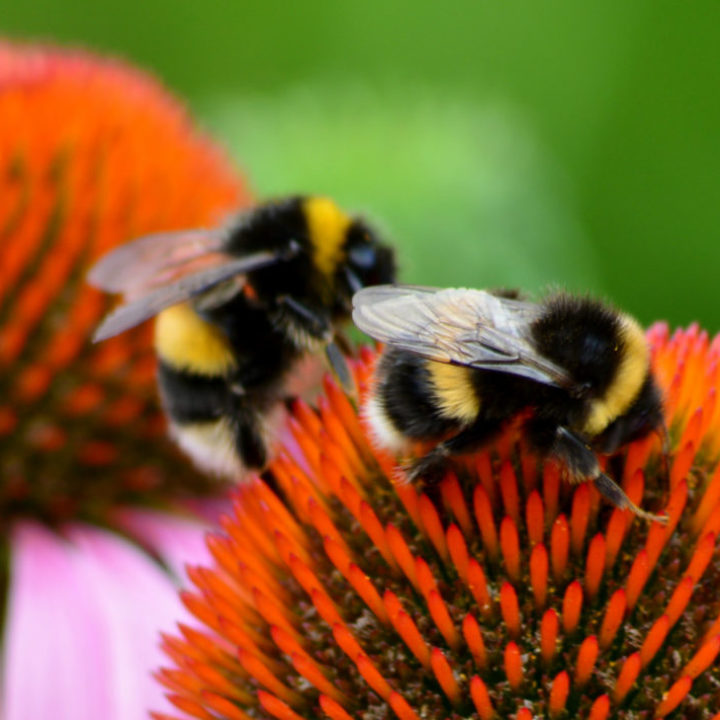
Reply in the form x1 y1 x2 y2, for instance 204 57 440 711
353 285 573 388
88 226 234 295
93 250 280 342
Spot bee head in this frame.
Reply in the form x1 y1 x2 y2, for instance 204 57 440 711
338 219 396 301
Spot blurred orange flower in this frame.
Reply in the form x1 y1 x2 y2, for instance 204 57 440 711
0 41 251 720
158 328 720 719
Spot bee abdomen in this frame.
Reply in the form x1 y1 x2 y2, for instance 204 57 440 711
158 361 268 475
426 361 481 422
157 361 228 423
366 350 461 451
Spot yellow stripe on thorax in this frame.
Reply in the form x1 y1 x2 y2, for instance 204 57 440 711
303 196 351 278
582 314 649 436
428 361 480 423
155 302 236 376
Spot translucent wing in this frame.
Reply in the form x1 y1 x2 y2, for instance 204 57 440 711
93 250 281 342
352 284 573 388
87 226 236 297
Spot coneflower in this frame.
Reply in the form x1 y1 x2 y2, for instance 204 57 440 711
0 42 250 720
157 325 720 719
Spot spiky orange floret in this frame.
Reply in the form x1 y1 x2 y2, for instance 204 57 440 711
159 326 720 718
0 42 250 520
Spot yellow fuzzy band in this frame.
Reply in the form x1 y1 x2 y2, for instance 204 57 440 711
155 302 236 376
582 313 649 436
303 196 351 279
428 361 480 423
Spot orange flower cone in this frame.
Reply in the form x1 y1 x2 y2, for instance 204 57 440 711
157 325 720 719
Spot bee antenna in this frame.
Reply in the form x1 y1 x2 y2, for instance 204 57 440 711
325 340 356 396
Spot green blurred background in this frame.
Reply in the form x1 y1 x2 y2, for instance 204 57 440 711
5 1 720 328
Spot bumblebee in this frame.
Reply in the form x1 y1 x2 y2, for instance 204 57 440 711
352 285 665 520
89 196 396 478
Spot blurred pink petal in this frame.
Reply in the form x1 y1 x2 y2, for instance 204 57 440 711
113 507 214 580
2 521 206 720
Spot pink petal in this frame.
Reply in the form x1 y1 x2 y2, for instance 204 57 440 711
112 507 214 581
1 521 194 720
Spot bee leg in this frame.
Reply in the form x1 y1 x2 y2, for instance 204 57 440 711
408 419 504 485
593 473 667 523
276 295 355 392
277 295 331 339
332 329 354 357
550 426 666 523
325 340 356 394
232 405 267 470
